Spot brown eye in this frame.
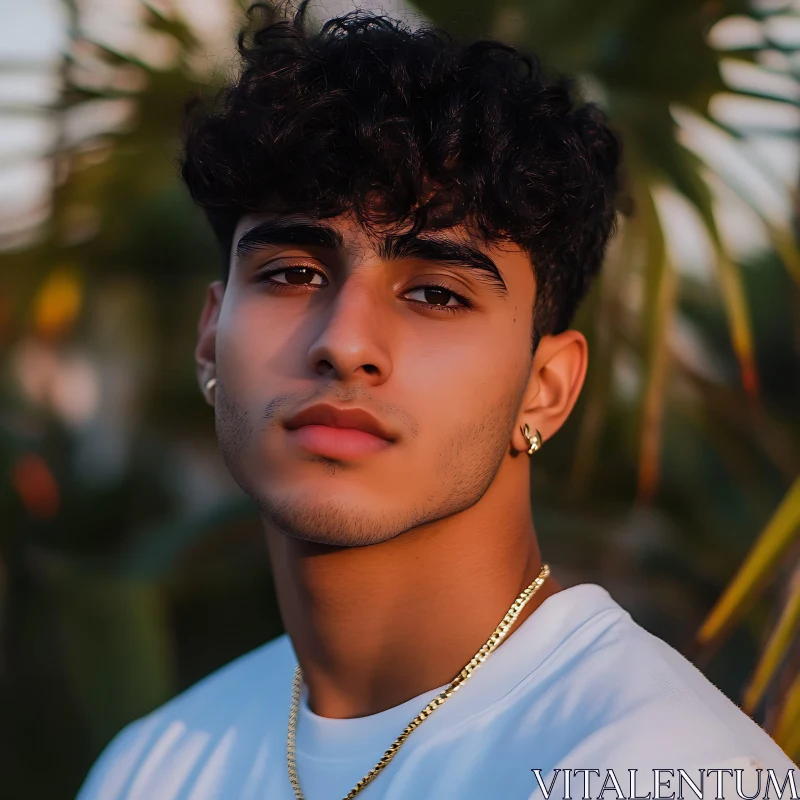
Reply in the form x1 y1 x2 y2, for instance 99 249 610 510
257 266 327 287
404 285 467 309
272 267 325 285
422 287 453 306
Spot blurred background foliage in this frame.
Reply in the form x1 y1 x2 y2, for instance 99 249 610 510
0 0 799 795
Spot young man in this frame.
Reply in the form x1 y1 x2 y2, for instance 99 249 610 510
78 4 797 799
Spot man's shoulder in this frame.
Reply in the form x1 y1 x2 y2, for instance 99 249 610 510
552 607 796 770
76 633 295 799
143 630 294 727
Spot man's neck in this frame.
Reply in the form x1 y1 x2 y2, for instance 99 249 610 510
264 471 563 720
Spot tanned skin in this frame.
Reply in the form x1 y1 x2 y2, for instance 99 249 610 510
194 210 588 720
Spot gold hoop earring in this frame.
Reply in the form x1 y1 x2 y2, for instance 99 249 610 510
205 377 216 392
520 423 542 455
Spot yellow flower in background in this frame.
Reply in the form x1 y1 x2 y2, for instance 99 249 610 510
33 267 83 339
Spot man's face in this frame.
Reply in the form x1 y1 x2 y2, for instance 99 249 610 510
204 212 537 546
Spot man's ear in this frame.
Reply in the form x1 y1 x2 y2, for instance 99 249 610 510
512 330 588 453
195 280 225 405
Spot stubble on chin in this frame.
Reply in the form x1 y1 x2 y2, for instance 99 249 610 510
214 377 525 549
255 397 520 548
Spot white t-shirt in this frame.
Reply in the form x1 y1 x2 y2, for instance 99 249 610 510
76 583 797 800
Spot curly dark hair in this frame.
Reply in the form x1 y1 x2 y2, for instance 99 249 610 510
180 1 623 352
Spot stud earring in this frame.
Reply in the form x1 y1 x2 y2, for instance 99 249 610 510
205 376 217 392
520 423 543 455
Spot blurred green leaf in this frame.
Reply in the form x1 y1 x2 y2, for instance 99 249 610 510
49 565 175 750
697 475 800 646
743 566 800 713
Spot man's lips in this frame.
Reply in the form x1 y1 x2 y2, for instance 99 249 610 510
283 403 396 459
287 425 392 459
284 404 396 441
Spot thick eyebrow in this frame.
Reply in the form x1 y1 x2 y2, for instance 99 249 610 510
234 220 507 295
380 235 508 295
235 220 344 259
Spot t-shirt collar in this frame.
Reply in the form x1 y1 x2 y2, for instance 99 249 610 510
290 583 621 761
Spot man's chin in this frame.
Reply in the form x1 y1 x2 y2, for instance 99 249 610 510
273 524 404 549
255 494 412 548
282 528 395 548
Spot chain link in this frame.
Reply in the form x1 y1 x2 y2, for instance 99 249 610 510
287 563 550 800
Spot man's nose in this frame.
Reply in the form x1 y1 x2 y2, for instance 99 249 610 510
305 275 393 385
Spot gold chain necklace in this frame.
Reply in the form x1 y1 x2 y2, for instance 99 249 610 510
286 563 550 800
